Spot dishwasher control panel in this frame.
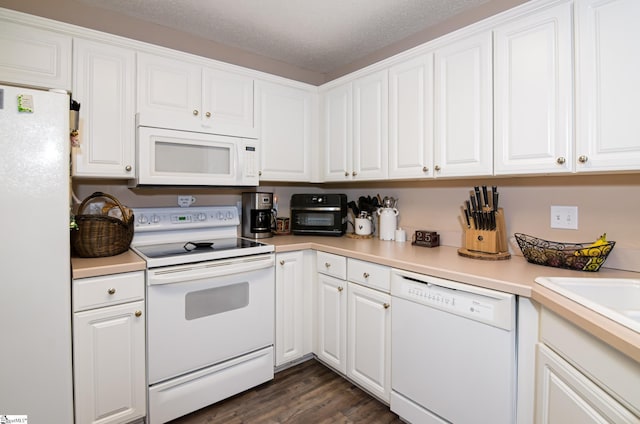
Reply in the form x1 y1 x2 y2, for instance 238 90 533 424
390 269 515 331
404 282 495 321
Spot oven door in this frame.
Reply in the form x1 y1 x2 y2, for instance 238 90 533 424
146 254 274 385
136 126 258 186
291 209 345 235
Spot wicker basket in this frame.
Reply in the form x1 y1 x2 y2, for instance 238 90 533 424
71 192 134 258
514 233 615 272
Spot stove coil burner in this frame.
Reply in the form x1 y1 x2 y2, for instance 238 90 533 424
183 241 214 251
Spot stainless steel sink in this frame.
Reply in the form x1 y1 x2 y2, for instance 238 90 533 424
535 277 640 333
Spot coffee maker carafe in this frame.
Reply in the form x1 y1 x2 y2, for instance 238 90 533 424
242 192 274 239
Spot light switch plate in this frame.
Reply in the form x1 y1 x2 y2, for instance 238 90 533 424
550 206 578 229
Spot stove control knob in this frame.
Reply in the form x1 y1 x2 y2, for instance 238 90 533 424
152 215 161 223
138 215 149 224
226 211 234 220
197 213 207 221
217 212 224 220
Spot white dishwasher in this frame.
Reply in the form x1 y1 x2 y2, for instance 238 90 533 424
390 269 517 424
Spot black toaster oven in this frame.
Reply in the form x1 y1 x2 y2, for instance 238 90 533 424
290 194 348 236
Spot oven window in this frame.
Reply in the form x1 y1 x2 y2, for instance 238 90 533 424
184 282 249 320
296 212 336 226
155 141 231 174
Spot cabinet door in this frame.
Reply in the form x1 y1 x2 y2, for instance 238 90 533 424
575 0 640 172
73 301 146 424
434 31 493 177
315 273 347 374
275 251 305 366
256 80 313 181
137 52 201 131
322 83 353 181
353 69 389 180
494 2 573 175
536 344 638 424
202 67 256 138
347 282 391 402
72 39 135 178
0 20 71 90
389 53 434 179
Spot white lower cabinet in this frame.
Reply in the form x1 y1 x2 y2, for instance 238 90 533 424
314 253 391 402
72 271 146 424
347 281 391 402
315 271 348 374
536 308 640 424
275 251 313 367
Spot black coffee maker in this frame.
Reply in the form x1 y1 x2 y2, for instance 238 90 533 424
242 192 274 239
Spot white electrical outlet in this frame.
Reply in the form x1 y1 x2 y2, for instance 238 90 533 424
550 206 578 229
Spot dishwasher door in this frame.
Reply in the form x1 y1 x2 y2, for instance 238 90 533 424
390 269 517 424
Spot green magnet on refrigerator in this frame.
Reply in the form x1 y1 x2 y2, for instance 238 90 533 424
17 94 34 112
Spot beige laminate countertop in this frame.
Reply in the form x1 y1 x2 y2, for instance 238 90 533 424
69 235 640 362
269 235 640 363
71 249 146 279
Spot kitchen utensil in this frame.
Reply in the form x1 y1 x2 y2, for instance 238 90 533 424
382 196 397 209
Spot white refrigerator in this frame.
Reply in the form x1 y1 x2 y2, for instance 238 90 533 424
0 84 74 422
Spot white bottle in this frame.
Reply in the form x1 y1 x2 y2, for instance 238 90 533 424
377 207 398 240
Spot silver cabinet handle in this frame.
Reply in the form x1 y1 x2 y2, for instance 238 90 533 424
422 166 428 172
325 262 331 268
125 165 132 172
578 155 589 164
279 260 285 266
135 310 142 317
556 157 566 165
363 272 370 279
338 286 344 292
344 171 349 177
193 109 199 116
352 171 357 176
205 111 211 118
383 303 390 309
107 288 116 295
434 165 441 171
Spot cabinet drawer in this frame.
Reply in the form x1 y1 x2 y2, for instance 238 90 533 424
316 252 347 279
73 271 144 312
347 258 390 292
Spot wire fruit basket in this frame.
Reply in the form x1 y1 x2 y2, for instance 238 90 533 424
71 192 134 258
514 233 615 272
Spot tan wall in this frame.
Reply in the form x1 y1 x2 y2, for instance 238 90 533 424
73 173 640 272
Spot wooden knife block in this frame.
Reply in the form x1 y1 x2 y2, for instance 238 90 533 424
458 208 511 260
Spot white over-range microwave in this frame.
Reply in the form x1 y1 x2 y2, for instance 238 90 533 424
133 126 259 186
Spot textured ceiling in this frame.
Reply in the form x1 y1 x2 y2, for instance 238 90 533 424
77 0 491 74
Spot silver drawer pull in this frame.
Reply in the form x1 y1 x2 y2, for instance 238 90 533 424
280 260 285 266
135 310 142 317
107 288 116 295
325 262 331 268
363 272 370 279
338 286 344 292
383 303 390 309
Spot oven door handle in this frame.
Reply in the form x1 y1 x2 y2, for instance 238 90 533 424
147 255 274 286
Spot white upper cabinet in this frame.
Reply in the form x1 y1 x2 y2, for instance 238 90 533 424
575 0 640 172
388 54 434 179
255 80 314 182
433 31 493 177
137 52 256 138
493 1 573 175
322 82 353 181
0 20 71 91
322 69 388 181
72 38 136 178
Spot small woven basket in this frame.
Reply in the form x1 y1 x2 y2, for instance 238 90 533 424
71 192 134 258
514 233 615 272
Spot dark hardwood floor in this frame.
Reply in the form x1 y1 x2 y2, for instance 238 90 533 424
168 359 403 423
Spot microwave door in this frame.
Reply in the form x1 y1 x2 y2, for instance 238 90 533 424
136 127 239 186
